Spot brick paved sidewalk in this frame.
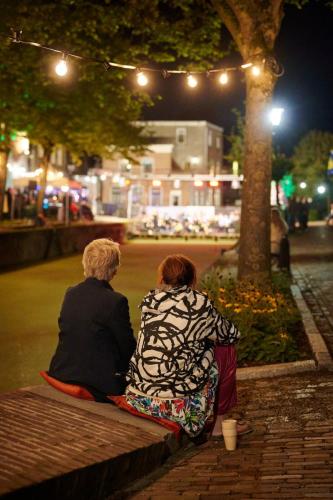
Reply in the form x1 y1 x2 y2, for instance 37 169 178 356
121 371 333 499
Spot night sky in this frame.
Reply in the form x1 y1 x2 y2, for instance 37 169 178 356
142 2 333 155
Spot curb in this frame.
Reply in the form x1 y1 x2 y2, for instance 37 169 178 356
236 359 316 380
291 284 333 370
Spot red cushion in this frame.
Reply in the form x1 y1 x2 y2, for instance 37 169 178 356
109 395 182 438
40 371 94 401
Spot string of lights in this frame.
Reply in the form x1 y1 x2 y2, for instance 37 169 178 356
5 29 283 88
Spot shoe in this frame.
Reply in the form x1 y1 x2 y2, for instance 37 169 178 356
210 420 253 440
236 421 253 435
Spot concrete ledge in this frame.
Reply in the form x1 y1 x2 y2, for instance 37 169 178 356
0 385 182 500
237 359 316 380
0 223 126 270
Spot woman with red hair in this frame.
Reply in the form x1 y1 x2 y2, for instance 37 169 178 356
126 254 250 438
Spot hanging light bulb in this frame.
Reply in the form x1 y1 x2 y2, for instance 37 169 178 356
136 71 148 86
241 62 252 69
251 65 261 76
187 74 198 88
218 71 229 85
55 55 68 77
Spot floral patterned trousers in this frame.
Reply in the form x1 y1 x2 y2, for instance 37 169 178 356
126 345 237 437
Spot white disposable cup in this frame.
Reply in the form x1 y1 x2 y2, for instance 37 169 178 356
222 419 237 451
222 418 237 430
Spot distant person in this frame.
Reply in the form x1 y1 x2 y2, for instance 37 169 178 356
80 202 94 221
271 207 290 271
69 200 79 221
286 195 298 233
34 212 48 227
48 239 136 400
298 197 309 230
327 203 333 227
3 190 10 220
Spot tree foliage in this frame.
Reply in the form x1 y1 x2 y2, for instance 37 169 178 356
292 130 333 195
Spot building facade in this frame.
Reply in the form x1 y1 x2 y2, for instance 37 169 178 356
95 120 240 217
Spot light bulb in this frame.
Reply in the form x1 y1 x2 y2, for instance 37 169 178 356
251 65 261 76
137 71 148 86
269 107 284 126
218 72 228 85
55 58 68 77
187 74 198 88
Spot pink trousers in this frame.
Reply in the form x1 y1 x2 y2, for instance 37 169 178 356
214 345 238 415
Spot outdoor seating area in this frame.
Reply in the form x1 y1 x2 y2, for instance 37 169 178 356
128 206 240 239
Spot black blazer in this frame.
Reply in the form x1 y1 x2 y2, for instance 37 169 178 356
49 277 136 396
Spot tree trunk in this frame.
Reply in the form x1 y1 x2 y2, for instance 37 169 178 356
0 150 9 220
37 148 52 213
238 69 276 281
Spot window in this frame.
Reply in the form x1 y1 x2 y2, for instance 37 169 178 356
111 186 122 205
170 190 182 206
151 187 162 206
208 130 213 147
216 136 221 149
119 159 131 173
141 157 154 174
131 184 144 204
176 127 187 145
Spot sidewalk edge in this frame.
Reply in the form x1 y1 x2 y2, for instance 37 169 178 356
236 359 316 380
291 284 333 371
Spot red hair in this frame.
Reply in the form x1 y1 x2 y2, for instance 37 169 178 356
158 254 197 287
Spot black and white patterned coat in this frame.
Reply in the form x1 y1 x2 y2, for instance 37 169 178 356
127 285 240 398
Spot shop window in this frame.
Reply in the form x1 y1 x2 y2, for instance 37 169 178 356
176 128 187 145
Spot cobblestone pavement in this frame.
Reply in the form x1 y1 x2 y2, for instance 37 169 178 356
121 371 333 499
294 262 333 357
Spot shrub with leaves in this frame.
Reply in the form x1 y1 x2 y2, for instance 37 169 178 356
200 268 305 365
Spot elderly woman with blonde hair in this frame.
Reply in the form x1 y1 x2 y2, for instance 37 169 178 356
48 238 136 400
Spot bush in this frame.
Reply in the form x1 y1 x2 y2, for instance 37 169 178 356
200 268 304 365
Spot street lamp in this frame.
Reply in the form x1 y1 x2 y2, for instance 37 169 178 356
269 107 284 127
300 182 307 189
317 185 326 195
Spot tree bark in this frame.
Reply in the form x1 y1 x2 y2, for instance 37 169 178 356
37 146 53 213
238 68 276 281
0 150 9 220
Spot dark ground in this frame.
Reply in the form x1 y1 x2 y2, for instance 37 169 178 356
117 224 333 499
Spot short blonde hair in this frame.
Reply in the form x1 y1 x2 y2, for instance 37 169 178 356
82 238 120 281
